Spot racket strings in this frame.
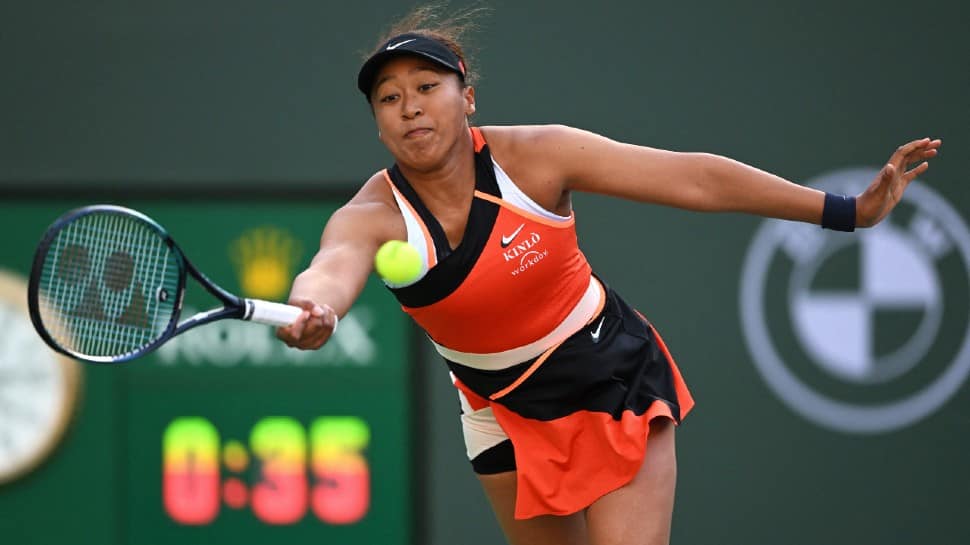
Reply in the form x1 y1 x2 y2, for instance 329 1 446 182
37 212 180 359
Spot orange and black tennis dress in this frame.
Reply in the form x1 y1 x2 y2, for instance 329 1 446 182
381 128 694 520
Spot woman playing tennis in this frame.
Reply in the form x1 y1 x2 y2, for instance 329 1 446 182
276 5 941 544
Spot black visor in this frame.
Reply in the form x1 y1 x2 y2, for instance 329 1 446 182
357 33 466 98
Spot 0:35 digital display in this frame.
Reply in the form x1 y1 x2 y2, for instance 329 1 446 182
162 416 370 526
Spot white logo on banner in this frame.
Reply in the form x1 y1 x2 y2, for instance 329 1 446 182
740 168 970 433
153 306 377 367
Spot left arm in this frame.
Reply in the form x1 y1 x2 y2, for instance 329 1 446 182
528 125 941 227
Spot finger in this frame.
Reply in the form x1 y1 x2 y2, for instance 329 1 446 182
289 298 316 312
287 310 311 340
879 163 896 184
300 326 332 349
298 306 338 347
891 138 932 165
299 316 323 340
275 326 292 343
903 144 938 162
893 138 940 174
899 151 932 171
906 149 937 168
899 137 931 153
322 304 338 331
276 325 302 348
301 310 332 341
300 314 335 348
903 161 929 181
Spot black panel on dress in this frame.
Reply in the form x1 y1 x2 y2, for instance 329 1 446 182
470 439 516 474
387 144 501 308
446 286 683 423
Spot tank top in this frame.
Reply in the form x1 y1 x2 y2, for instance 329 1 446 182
382 128 604 370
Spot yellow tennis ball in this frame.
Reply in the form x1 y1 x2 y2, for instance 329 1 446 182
374 240 422 284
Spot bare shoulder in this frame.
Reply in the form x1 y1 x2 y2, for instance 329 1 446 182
325 171 406 244
479 124 603 180
347 170 396 209
479 124 584 161
477 125 589 214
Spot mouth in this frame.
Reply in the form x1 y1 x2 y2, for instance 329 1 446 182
404 128 433 139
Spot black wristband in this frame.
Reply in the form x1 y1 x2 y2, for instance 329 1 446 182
821 193 856 232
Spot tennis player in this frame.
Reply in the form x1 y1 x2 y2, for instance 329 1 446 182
276 6 941 544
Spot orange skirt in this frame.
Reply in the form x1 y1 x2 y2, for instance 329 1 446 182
449 287 694 519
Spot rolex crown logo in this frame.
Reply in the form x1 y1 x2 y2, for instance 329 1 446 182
229 227 303 300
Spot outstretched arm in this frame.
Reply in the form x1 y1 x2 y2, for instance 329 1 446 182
276 190 404 350
530 125 940 228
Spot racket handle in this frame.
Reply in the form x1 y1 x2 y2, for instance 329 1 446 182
244 299 304 327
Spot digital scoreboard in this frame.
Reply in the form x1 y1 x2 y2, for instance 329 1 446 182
162 416 370 526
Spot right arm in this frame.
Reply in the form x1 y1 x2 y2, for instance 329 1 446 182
276 178 405 350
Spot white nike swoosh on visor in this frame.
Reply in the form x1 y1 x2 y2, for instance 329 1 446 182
387 39 417 50
501 224 526 246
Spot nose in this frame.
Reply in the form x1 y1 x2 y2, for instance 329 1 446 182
401 94 423 119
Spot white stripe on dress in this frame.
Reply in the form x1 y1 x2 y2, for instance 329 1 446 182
432 276 604 370
386 183 432 287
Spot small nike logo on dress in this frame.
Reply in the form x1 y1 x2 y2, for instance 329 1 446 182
387 39 416 50
501 223 526 247
591 317 605 343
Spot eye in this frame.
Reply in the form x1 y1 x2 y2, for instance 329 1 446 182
379 93 399 104
418 82 438 92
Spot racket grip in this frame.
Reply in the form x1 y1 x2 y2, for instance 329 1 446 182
245 299 304 327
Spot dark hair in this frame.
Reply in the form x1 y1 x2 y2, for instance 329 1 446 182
367 2 488 87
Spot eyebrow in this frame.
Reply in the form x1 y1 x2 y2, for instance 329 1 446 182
373 65 445 93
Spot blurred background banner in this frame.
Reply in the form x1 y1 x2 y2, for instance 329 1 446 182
1 1 967 544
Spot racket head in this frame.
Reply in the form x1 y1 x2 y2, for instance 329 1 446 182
27 205 186 363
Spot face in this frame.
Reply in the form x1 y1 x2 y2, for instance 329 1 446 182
371 55 476 171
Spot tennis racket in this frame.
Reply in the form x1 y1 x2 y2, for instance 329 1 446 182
27 204 303 363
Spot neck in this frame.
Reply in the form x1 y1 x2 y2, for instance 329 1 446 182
396 128 476 201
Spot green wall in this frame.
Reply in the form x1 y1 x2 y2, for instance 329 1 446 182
2 1 968 544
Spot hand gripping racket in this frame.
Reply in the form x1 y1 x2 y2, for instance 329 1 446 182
27 205 303 363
